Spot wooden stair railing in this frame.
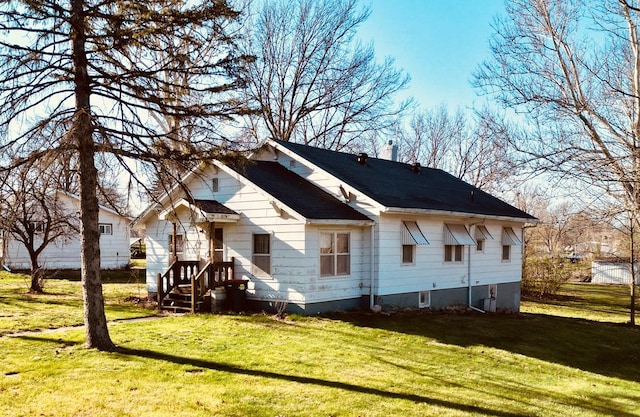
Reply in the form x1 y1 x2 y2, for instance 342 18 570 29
158 258 235 313
157 260 200 308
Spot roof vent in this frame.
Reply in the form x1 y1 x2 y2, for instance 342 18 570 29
411 162 421 174
357 152 368 166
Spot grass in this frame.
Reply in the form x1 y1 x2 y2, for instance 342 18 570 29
1 279 640 416
0 270 155 335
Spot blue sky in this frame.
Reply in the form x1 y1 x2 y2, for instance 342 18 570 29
359 0 506 111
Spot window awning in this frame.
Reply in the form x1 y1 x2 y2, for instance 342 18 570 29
444 224 476 245
475 225 493 241
502 227 522 245
403 221 429 245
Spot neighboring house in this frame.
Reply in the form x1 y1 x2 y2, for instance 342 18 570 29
133 139 535 314
1 192 131 270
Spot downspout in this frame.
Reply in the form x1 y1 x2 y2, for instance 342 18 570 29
467 228 485 313
370 223 376 309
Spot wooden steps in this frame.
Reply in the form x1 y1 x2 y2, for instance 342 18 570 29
160 285 206 313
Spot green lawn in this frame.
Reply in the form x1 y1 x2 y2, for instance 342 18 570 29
1 277 639 416
0 270 154 335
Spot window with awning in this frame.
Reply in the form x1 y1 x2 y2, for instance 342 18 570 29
444 224 476 246
475 225 493 252
402 221 429 245
502 227 522 245
475 225 493 241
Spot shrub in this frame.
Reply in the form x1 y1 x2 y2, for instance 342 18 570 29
522 256 584 298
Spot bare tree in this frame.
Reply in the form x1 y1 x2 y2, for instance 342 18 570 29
396 105 517 193
241 0 410 151
0 0 249 350
0 158 80 292
474 0 640 323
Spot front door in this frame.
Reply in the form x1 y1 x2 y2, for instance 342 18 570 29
213 227 223 262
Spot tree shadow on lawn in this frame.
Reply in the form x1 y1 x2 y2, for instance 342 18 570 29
17 334 529 417
326 311 640 383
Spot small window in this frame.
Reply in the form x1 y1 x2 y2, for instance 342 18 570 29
252 234 271 277
320 232 350 277
99 223 113 235
476 239 484 252
29 221 45 234
212 177 219 192
402 244 414 264
419 291 430 308
444 244 463 263
502 245 511 261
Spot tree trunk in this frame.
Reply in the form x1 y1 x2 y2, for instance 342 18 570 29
70 0 114 351
29 255 42 293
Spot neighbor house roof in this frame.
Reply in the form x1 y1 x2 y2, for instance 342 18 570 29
228 160 371 222
270 140 535 221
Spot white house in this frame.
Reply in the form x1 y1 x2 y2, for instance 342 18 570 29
133 140 535 314
1 192 131 270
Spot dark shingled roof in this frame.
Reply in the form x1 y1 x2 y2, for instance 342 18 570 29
229 160 371 222
272 140 535 220
193 199 238 215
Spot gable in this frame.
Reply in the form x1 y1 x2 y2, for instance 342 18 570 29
269 140 535 221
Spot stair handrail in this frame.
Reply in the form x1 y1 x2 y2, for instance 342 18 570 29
157 260 200 308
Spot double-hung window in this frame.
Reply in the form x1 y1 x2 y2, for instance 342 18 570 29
320 232 350 276
252 234 271 277
99 223 113 235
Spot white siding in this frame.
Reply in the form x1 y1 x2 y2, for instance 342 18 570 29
4 193 130 270
143 165 371 305
375 215 523 296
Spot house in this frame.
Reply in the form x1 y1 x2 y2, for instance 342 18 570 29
133 139 535 314
1 192 131 270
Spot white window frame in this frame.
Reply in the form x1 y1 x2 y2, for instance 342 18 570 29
502 245 511 262
418 290 431 308
99 223 113 235
320 231 351 277
252 233 271 277
444 244 464 263
402 244 415 264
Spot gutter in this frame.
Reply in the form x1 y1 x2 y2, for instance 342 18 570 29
381 206 536 224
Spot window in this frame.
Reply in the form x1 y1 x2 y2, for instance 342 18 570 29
29 221 45 234
419 291 431 308
401 221 428 265
402 244 414 264
501 227 521 262
444 245 464 262
502 245 511 261
320 232 350 277
252 234 271 276
475 225 492 253
212 177 219 192
99 223 113 235
168 234 184 254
